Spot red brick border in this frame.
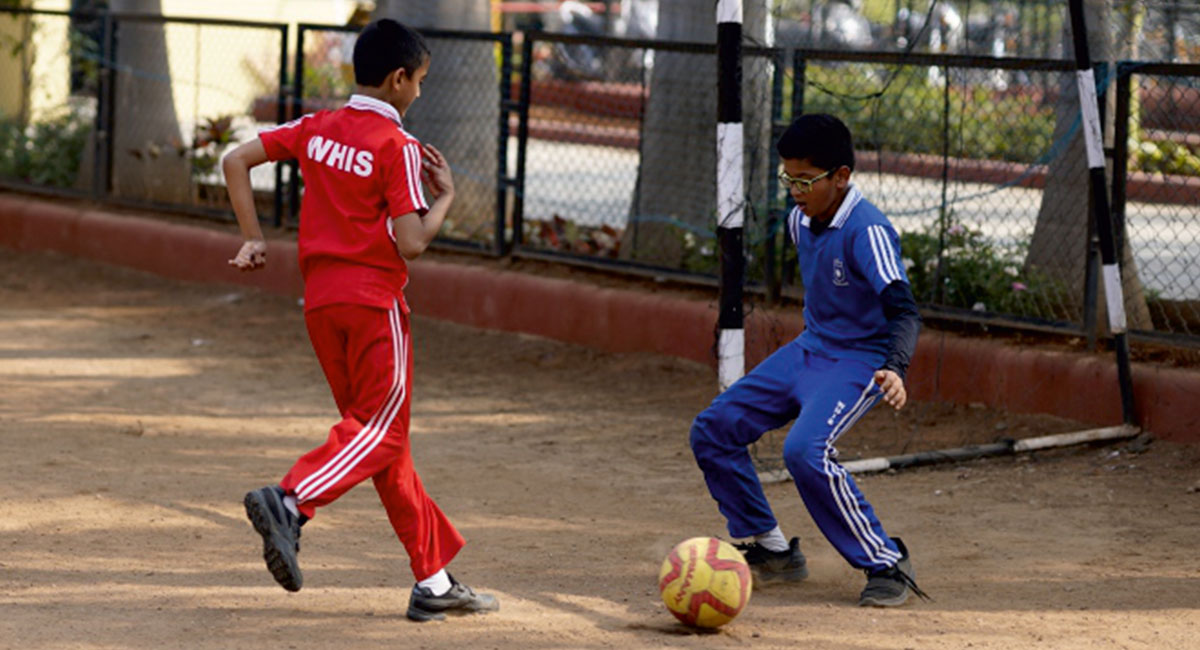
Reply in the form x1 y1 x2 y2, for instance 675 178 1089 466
2 193 1197 443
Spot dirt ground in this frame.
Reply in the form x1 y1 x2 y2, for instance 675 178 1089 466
2 247 1199 650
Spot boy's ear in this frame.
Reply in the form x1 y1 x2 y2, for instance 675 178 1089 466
834 165 852 188
389 67 408 89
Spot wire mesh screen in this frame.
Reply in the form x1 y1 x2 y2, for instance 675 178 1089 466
780 0 1200 63
518 33 779 277
0 11 97 195
1123 67 1200 339
107 16 284 219
778 0 1067 58
518 36 649 261
406 32 506 250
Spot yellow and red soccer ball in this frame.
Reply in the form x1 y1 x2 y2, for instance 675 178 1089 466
657 536 752 628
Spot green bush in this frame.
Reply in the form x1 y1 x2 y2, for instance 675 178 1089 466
1132 138 1200 176
899 212 1062 319
801 66 1056 164
0 109 91 188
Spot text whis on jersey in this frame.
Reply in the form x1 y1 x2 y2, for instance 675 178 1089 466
307 135 374 178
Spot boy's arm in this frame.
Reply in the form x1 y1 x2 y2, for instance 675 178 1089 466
391 143 455 260
222 139 271 270
874 280 922 410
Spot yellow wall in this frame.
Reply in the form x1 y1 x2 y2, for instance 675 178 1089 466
1 1 74 123
0 13 30 120
6 1 366 133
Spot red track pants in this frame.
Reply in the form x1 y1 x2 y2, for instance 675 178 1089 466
280 299 464 580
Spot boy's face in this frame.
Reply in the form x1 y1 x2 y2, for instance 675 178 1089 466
389 57 430 117
781 157 851 222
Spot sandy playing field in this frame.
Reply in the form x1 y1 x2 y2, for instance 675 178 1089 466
2 247 1198 649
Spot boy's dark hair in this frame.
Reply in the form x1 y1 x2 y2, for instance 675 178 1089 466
353 19 430 87
776 113 855 172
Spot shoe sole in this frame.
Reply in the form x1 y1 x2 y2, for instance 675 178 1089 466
244 490 303 592
406 601 499 623
407 593 500 623
751 564 809 586
859 587 911 607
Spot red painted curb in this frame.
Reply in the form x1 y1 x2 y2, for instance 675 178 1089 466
3 194 1198 444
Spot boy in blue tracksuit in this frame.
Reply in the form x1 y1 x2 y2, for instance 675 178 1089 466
690 114 928 607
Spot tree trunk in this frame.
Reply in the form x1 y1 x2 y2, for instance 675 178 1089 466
623 0 770 270
1026 0 1151 331
108 0 191 204
372 0 498 243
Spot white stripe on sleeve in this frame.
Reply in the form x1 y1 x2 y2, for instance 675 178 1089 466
867 226 898 285
873 225 904 282
403 143 429 211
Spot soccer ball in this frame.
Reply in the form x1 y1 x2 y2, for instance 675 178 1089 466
657 537 752 628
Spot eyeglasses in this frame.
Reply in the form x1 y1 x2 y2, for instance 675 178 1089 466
778 168 832 194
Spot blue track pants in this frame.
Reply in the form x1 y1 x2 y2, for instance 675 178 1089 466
690 339 902 571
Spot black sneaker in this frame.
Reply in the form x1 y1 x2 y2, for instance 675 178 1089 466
406 573 500 622
243 485 303 592
858 537 930 607
734 536 809 585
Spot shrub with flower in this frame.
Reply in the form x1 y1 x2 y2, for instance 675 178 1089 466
899 212 1069 321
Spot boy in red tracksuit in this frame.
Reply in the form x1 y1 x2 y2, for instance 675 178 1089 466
221 18 497 622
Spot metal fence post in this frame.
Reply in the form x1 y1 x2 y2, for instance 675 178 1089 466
289 25 307 223
1067 0 1138 426
1111 62 1132 272
781 51 806 291
273 23 288 228
933 59 951 304
92 10 115 201
513 32 534 250
764 47 786 303
495 34 513 257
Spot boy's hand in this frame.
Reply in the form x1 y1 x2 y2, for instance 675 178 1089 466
420 143 454 200
229 239 267 271
873 369 907 410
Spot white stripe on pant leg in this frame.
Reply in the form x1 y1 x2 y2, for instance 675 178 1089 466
821 385 901 565
292 345 396 498
824 390 898 565
297 304 402 501
299 304 407 502
827 391 900 563
300 303 408 503
818 387 889 564
297 302 407 502
293 312 399 498
300 311 408 503
294 303 403 496
829 389 900 562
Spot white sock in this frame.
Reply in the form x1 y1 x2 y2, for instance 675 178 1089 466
282 495 300 518
418 569 452 596
755 526 789 552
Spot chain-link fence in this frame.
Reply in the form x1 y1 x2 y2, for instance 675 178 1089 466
512 32 783 285
1115 61 1200 345
777 0 1200 63
0 8 287 222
